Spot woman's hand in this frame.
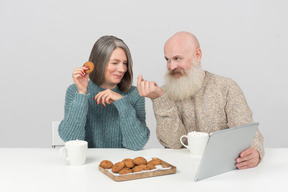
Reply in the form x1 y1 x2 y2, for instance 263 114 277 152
72 66 89 94
94 89 123 107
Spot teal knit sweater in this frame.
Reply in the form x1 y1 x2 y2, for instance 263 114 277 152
59 81 150 150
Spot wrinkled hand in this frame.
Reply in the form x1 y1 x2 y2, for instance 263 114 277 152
94 89 123 107
136 74 164 99
236 147 260 169
72 66 89 94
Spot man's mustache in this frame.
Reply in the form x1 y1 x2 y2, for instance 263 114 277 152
169 68 186 76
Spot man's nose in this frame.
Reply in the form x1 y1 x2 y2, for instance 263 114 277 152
168 61 178 70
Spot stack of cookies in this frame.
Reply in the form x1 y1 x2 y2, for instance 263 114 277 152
100 157 161 175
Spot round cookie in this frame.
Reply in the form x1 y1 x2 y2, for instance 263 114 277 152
112 161 125 173
148 158 161 166
100 160 113 169
133 157 147 165
83 61 94 74
132 165 144 172
138 164 148 170
146 162 156 170
122 158 135 168
118 167 133 175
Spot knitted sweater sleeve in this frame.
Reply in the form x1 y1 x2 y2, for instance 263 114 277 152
113 90 150 150
225 79 265 160
152 93 186 149
58 85 89 141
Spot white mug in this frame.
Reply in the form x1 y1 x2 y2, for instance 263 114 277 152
180 132 209 156
60 140 88 166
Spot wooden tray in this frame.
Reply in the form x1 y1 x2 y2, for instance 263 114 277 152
98 158 176 181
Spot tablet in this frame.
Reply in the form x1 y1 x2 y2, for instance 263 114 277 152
194 122 259 181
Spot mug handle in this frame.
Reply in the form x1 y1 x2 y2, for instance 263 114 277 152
60 147 69 161
180 135 188 148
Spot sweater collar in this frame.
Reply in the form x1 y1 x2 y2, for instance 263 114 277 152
89 81 120 92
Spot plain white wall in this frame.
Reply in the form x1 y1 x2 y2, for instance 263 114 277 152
0 0 287 148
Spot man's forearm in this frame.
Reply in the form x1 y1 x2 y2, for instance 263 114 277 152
152 94 186 148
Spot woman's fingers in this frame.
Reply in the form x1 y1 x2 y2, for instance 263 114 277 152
101 94 108 107
94 90 122 106
72 67 89 94
95 92 110 107
95 92 105 105
104 95 111 105
73 68 86 78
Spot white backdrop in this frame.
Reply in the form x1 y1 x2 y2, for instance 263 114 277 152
1 0 287 148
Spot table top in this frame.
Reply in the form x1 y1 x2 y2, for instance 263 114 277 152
0 148 287 192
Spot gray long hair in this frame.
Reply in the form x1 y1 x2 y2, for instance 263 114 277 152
88 35 133 92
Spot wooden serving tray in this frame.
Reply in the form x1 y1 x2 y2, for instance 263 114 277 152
98 158 176 181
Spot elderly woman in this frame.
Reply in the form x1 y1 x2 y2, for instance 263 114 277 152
59 35 150 150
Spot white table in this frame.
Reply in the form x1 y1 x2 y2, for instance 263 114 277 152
0 148 287 192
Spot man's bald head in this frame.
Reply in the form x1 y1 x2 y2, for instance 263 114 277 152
164 31 200 53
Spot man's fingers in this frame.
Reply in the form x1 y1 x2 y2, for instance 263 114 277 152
240 147 253 158
149 81 155 90
137 74 144 88
236 161 256 170
136 75 162 99
236 157 258 169
145 80 150 90
236 153 254 163
138 74 143 81
236 147 260 169
140 81 146 94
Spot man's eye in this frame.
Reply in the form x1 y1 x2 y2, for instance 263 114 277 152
175 57 181 61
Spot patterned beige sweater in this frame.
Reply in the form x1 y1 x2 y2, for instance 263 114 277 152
152 71 264 160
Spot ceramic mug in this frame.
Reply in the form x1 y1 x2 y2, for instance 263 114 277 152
180 132 209 156
60 140 88 166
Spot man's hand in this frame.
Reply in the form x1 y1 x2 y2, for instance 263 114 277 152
137 74 164 99
236 147 260 169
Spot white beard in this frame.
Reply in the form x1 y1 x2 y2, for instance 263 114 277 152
163 66 205 101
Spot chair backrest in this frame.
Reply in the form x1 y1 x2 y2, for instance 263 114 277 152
52 121 65 148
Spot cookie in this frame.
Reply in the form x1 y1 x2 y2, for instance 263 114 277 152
83 61 94 74
132 165 144 172
138 164 149 170
133 157 147 165
146 162 156 170
148 158 161 166
112 161 125 173
100 160 113 169
122 158 135 168
118 167 133 175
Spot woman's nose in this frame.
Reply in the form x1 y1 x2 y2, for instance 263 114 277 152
118 63 127 72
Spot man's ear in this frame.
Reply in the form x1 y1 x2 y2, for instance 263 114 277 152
195 48 202 62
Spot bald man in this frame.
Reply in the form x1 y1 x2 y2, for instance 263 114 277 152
137 31 264 170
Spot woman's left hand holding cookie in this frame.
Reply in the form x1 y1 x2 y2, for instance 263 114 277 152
94 89 123 107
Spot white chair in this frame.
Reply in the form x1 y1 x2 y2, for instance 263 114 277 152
52 121 65 148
